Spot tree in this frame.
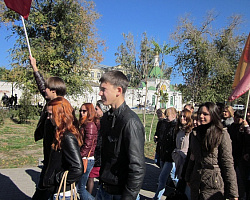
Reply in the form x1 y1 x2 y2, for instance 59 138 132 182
116 33 176 141
171 11 246 104
0 0 105 96
0 67 9 80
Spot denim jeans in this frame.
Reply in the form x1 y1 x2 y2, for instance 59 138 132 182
95 184 141 200
78 159 95 200
153 161 176 200
170 162 178 187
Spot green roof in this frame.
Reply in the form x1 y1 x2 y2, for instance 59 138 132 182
149 66 163 78
148 86 156 90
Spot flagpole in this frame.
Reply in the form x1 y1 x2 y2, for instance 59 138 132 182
244 90 250 120
21 16 32 57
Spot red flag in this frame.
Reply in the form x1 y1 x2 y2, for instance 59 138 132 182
4 0 32 20
228 67 250 101
232 33 250 89
229 33 250 101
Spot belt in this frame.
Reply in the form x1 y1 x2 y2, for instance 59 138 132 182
201 163 219 169
101 182 123 195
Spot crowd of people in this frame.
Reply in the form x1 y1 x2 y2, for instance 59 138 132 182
29 56 145 200
1 93 18 108
153 103 250 200
28 55 250 200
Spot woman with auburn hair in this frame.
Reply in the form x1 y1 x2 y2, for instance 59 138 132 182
78 103 99 200
43 97 83 199
87 100 109 195
185 102 238 200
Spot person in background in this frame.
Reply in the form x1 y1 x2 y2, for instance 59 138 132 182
96 70 145 200
78 103 99 200
14 94 18 108
245 108 250 200
222 105 234 128
30 56 67 200
1 93 9 107
9 95 14 108
87 100 109 195
185 102 238 200
184 104 194 113
44 97 83 200
191 112 199 128
172 109 193 195
154 108 166 167
153 107 177 200
228 110 250 200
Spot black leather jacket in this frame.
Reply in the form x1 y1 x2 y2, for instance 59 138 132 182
99 102 146 199
33 71 55 168
43 131 84 193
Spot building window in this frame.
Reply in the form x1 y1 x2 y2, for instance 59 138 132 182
97 72 101 78
152 95 155 105
91 72 94 78
170 96 173 106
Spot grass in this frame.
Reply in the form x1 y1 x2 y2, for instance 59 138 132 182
0 117 43 168
0 111 158 169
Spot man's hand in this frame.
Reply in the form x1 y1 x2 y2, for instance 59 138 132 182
29 56 38 72
154 136 158 143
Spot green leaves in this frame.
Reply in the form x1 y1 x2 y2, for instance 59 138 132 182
1 0 105 98
172 12 246 104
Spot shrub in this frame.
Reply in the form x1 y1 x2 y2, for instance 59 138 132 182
0 108 8 126
18 89 39 123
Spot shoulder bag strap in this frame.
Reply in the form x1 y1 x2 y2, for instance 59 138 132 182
56 170 69 200
86 139 95 158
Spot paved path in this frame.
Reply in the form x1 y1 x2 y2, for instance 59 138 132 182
0 158 169 200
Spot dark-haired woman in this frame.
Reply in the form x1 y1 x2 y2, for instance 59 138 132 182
43 97 83 200
78 103 99 200
185 102 238 200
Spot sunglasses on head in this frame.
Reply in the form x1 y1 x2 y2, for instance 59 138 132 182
79 109 87 113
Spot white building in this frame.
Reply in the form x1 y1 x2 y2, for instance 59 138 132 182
1 55 182 111
70 53 183 111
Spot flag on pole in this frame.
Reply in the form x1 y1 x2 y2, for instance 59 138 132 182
4 0 32 20
229 33 250 101
228 68 250 101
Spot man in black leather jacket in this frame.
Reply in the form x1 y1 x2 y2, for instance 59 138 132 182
29 56 67 200
96 71 146 200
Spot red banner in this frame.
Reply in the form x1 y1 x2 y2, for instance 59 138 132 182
4 0 32 20
229 33 250 101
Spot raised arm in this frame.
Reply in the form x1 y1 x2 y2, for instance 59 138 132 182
29 56 46 98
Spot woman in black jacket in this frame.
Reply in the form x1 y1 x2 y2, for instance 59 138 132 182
44 97 84 199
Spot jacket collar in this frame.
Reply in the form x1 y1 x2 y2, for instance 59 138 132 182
107 101 126 128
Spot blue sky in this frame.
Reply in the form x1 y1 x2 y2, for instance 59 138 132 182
1 0 250 84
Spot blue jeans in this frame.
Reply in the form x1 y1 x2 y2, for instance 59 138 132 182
95 184 141 200
78 159 95 200
170 163 178 187
153 161 176 200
